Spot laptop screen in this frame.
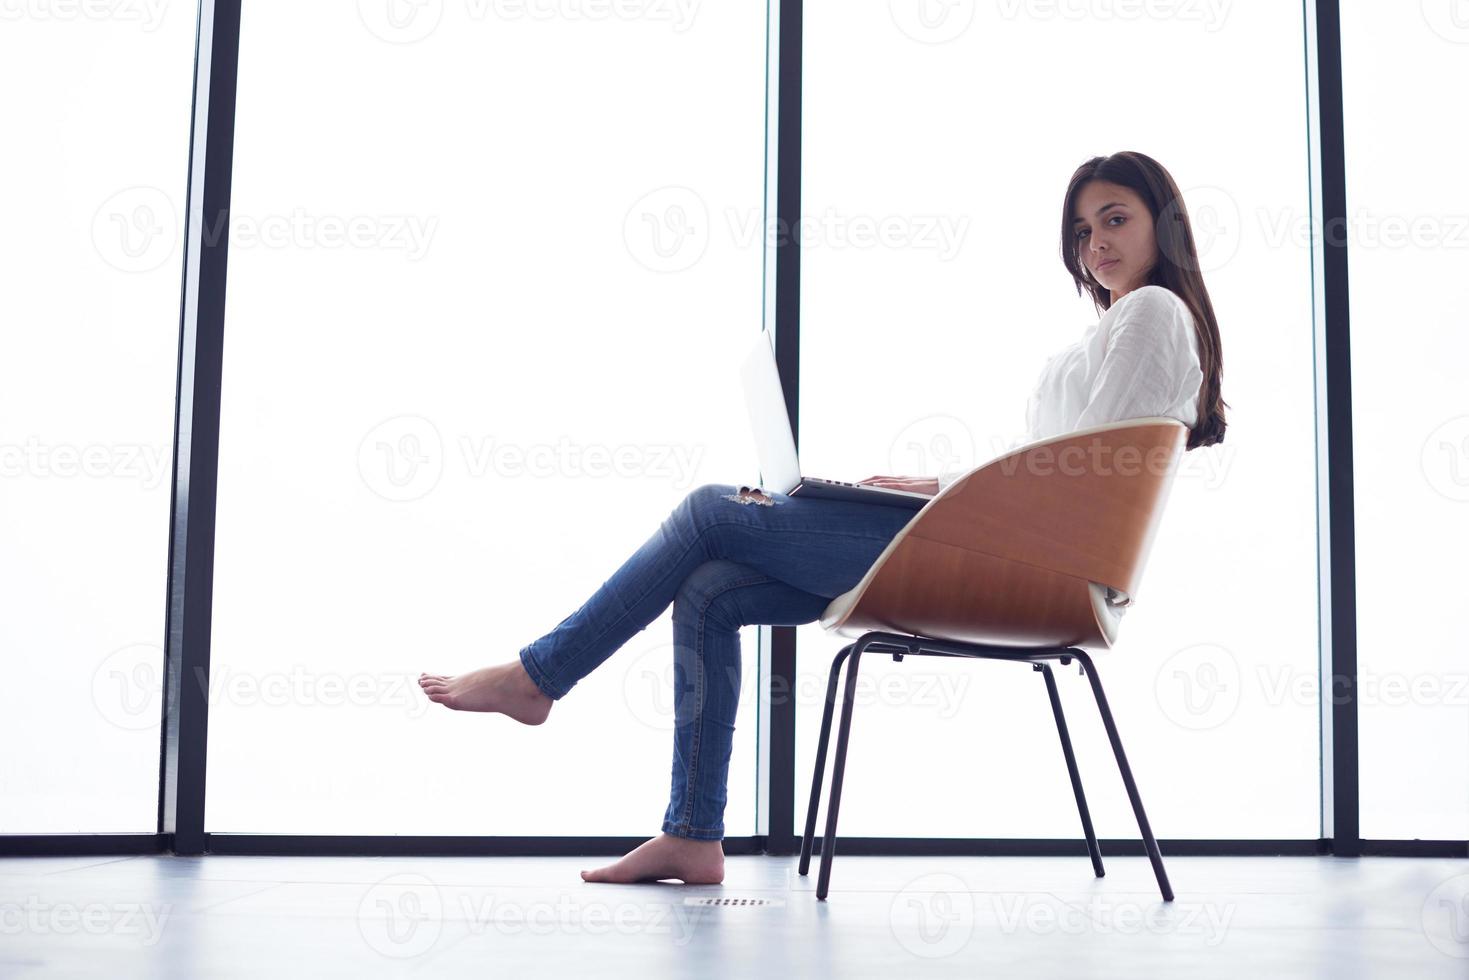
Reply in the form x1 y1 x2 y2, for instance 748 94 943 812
739 330 802 493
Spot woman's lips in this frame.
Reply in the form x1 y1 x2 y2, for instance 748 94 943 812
1098 258 1120 271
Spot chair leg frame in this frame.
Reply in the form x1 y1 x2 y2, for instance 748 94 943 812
797 643 852 877
797 630 1174 903
1039 661 1106 880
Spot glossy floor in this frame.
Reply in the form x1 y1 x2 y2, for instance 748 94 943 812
1 853 1466 978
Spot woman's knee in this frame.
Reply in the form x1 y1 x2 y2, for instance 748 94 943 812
676 483 739 528
673 559 756 631
673 558 740 607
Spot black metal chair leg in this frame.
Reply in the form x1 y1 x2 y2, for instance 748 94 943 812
799 644 853 876
1072 650 1175 902
1037 663 1104 879
815 639 868 900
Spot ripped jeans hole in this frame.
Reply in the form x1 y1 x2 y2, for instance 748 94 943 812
722 486 782 507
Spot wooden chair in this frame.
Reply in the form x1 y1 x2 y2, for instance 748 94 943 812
798 417 1188 902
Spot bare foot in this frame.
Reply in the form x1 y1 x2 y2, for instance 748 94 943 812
580 833 725 885
417 661 553 725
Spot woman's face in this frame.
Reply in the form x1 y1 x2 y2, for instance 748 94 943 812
1072 180 1158 304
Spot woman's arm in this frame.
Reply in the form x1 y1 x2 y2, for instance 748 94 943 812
856 475 940 496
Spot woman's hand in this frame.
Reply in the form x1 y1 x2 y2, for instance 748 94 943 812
856 475 940 496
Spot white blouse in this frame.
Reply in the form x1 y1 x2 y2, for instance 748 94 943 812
937 284 1204 492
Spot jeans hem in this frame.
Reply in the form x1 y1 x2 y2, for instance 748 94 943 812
518 646 565 700
661 821 724 842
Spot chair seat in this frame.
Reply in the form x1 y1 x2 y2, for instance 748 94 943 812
819 578 1128 647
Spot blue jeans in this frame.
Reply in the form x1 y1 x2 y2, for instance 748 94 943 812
518 483 919 841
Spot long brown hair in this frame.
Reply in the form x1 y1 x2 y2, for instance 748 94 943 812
1060 151 1228 450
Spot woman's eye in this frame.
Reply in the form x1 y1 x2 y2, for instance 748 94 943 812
1077 215 1125 239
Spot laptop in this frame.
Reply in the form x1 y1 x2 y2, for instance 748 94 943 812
739 329 931 510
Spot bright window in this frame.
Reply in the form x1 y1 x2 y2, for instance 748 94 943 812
797 1 1319 839
0 8 197 832
205 4 769 835
1343 3 1469 840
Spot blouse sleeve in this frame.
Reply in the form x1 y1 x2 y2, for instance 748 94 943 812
1073 287 1196 432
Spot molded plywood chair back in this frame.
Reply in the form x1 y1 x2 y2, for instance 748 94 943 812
819 417 1189 650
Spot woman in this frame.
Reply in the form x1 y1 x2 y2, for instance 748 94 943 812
417 150 1229 885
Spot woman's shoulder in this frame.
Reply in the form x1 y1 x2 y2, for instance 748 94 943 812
1108 284 1194 335
1115 284 1189 315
